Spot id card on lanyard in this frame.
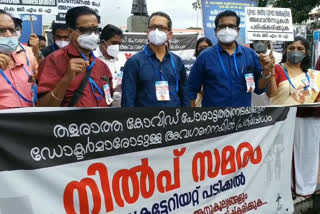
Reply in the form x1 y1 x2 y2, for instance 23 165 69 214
143 46 178 102
80 52 106 103
216 45 254 93
280 64 311 93
5 43 38 105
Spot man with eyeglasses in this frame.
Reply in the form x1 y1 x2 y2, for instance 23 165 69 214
0 10 38 109
188 10 274 107
41 22 71 58
94 24 123 107
37 6 113 107
121 11 189 107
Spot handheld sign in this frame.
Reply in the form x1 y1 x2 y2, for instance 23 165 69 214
0 1 58 15
245 7 294 42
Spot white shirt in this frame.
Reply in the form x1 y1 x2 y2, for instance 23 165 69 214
93 47 123 107
93 47 123 89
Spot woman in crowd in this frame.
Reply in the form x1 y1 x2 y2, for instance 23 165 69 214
193 37 212 107
267 36 319 105
292 50 320 199
267 36 320 198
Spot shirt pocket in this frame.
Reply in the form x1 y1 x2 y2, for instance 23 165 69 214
138 62 156 81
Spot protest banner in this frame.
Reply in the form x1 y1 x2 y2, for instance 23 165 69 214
0 107 296 213
56 0 102 22
0 0 58 15
201 0 257 45
118 32 198 76
245 7 294 42
293 24 307 38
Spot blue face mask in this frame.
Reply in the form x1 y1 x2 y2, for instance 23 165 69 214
0 36 18 54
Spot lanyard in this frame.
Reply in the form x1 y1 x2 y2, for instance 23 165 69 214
52 44 56 52
0 69 37 104
143 46 179 94
13 44 37 104
80 52 104 100
216 46 240 81
280 65 310 90
19 43 31 68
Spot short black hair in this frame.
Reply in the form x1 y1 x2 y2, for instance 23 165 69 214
195 37 213 57
52 22 68 36
100 24 123 41
148 11 172 31
65 6 100 29
0 9 8 16
13 18 22 29
215 10 240 28
282 36 311 73
37 35 46 41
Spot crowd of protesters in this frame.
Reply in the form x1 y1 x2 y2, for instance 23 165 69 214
0 6 320 200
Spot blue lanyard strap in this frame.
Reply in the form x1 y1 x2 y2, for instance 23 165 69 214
143 46 179 94
280 65 310 91
80 52 104 100
52 44 56 52
19 43 35 77
0 69 35 104
216 46 240 81
19 43 30 67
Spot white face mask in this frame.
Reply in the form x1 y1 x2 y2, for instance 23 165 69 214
16 31 21 39
55 40 70 49
77 32 100 51
106 44 120 58
216 27 238 44
148 28 168 46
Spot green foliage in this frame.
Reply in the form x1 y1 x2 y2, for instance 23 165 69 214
192 0 201 11
193 0 319 23
272 0 319 23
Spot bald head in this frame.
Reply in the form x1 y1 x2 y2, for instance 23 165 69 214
0 11 16 37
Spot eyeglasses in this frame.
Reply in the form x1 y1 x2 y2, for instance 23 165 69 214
0 27 16 36
217 24 239 30
148 25 169 32
76 26 102 35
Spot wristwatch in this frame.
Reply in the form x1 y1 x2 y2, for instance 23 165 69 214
261 72 272 79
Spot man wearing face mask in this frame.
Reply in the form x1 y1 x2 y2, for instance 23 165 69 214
0 10 38 109
41 22 71 58
251 40 282 106
188 11 274 107
94 24 123 107
37 6 113 107
121 11 189 107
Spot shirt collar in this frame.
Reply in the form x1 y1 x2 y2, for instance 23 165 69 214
15 43 24 53
94 46 103 58
66 42 82 57
217 42 242 56
144 44 170 59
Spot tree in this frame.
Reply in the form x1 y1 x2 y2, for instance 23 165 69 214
193 0 319 24
256 0 318 23
192 0 201 11
271 0 319 24
192 0 202 27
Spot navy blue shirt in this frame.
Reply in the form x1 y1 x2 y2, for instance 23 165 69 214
188 43 264 107
121 45 190 107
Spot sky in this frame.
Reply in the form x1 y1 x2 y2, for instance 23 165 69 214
101 0 200 29
44 0 201 29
